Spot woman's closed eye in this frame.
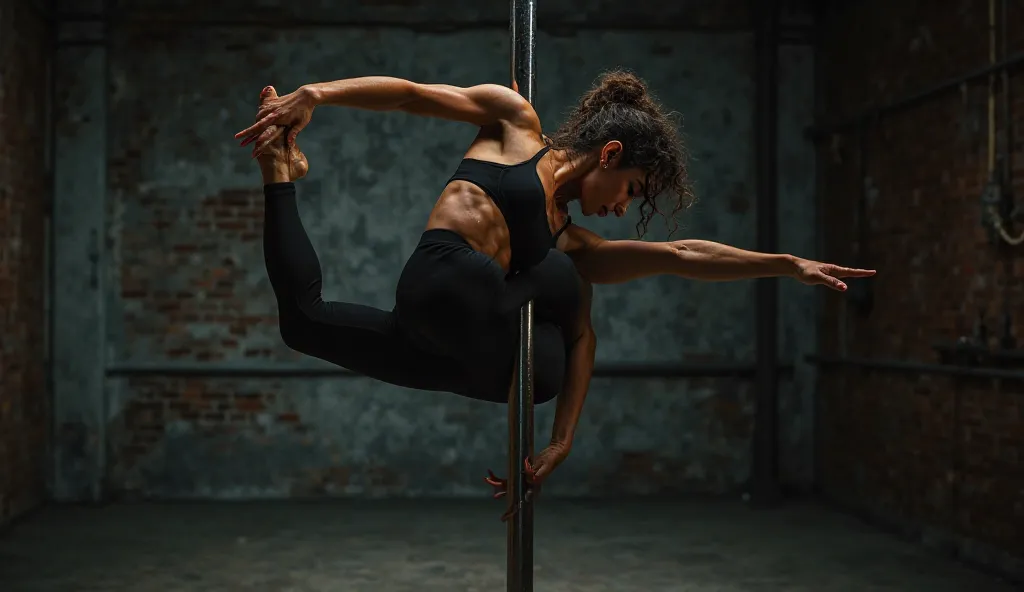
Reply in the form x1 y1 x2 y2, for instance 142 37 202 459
628 180 646 199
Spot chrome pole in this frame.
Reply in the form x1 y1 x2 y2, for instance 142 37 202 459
507 1 537 590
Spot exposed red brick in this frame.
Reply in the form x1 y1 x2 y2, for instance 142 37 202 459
111 182 277 360
108 379 305 482
818 0 1024 560
0 1 50 525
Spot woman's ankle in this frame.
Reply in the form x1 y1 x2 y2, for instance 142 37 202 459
260 161 291 184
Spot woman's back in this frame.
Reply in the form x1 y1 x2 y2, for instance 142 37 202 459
425 120 566 273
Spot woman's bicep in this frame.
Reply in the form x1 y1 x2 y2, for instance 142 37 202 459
400 83 540 129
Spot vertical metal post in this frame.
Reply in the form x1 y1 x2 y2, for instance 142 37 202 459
508 2 537 591
751 0 782 506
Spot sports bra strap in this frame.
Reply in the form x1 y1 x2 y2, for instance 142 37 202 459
552 215 572 242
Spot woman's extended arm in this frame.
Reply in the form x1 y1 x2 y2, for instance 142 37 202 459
235 78 538 152
549 280 596 451
562 225 875 289
483 279 596 510
516 279 596 490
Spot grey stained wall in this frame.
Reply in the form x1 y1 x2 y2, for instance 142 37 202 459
51 10 817 499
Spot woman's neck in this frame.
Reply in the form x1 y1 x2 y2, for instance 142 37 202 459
547 148 594 207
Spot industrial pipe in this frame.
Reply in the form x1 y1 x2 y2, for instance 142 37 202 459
47 10 810 40
807 355 1024 382
104 362 797 380
808 50 1024 139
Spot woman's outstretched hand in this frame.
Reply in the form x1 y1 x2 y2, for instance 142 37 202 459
793 258 875 291
236 85 317 157
484 441 571 521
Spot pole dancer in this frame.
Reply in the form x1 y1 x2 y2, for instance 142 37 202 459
233 32 875 532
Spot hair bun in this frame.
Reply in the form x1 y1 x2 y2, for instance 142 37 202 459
586 70 650 111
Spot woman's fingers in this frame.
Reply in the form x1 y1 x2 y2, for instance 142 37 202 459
252 125 286 158
820 263 875 278
254 104 276 122
527 457 551 484
806 263 875 290
286 123 305 146
489 463 542 521
833 266 876 278
819 273 847 291
234 110 278 141
241 125 283 153
484 469 506 489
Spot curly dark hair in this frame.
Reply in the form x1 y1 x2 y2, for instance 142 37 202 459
547 70 694 237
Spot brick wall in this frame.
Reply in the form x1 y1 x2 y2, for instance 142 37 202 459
0 1 50 525
816 0 1024 572
116 187 275 361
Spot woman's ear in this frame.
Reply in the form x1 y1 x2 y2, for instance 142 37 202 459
600 140 624 168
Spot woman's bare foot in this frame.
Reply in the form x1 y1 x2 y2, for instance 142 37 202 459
256 128 309 183
254 87 309 184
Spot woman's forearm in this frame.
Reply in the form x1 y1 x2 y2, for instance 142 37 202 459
669 240 798 281
550 329 597 448
303 77 418 111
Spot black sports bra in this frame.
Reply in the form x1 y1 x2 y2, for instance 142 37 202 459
447 146 571 272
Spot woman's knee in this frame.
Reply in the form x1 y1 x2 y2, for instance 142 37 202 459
278 311 316 354
279 323 306 353
276 292 337 350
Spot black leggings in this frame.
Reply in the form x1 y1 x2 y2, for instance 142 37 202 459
262 182 573 404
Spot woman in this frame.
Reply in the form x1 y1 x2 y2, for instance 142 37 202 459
235 72 874 505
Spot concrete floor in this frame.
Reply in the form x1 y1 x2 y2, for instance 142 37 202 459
0 499 1015 591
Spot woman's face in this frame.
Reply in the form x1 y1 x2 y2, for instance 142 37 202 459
577 142 646 218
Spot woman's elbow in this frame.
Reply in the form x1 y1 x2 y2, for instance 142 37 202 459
574 326 597 352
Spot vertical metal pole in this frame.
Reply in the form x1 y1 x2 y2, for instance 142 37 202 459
508 2 536 591
751 0 782 506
